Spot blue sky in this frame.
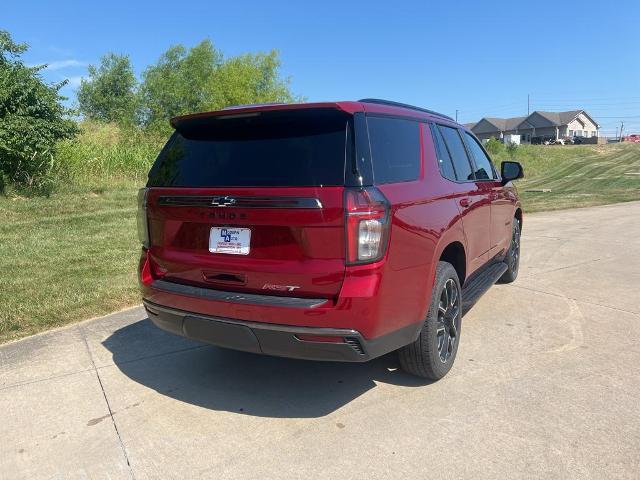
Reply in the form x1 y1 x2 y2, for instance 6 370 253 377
5 0 640 135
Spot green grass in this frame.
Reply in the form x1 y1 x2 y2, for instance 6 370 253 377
0 185 141 343
1 141 639 344
494 143 640 212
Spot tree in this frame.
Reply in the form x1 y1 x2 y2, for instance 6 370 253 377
137 40 300 133
77 53 137 124
137 40 222 132
0 30 78 193
210 50 298 108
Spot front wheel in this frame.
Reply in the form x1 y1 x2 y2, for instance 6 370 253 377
398 261 462 380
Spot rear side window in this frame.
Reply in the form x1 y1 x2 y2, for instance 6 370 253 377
430 124 457 181
463 132 496 180
367 117 420 184
148 109 350 187
438 125 475 182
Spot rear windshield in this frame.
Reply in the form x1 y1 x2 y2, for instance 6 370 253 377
147 109 351 187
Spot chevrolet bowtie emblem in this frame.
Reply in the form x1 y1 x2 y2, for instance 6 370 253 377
211 196 236 207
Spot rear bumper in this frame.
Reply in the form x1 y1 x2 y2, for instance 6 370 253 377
143 300 421 362
150 279 328 309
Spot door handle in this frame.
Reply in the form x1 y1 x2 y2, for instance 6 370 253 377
203 271 247 285
459 198 472 208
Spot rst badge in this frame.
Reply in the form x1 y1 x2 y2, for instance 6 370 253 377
209 227 251 255
262 283 301 292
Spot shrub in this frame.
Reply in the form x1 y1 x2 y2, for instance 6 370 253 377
484 137 504 155
506 142 518 158
0 31 78 194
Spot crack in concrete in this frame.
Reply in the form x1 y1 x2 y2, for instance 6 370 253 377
0 367 95 392
506 283 638 316
527 257 604 276
79 325 136 480
94 345 207 372
0 341 205 392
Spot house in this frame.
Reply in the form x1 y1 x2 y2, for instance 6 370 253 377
467 110 600 143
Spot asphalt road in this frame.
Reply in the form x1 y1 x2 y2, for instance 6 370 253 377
2 201 639 479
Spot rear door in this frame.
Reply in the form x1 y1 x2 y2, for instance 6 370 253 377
435 125 492 273
462 131 512 256
145 108 353 299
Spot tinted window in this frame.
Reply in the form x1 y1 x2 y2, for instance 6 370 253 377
430 124 456 181
464 132 496 180
148 110 349 187
438 125 474 181
367 117 420 184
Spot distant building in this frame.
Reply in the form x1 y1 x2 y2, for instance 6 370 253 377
466 110 600 143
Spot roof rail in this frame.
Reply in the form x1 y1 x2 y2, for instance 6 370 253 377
223 102 288 110
358 98 454 121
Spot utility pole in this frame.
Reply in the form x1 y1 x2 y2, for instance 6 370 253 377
455 109 459 122
619 121 624 142
615 126 619 140
527 94 530 115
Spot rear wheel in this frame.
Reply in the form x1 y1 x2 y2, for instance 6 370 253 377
498 218 521 284
398 262 462 380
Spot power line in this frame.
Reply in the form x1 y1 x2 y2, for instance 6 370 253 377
532 103 640 108
527 93 640 100
458 95 640 124
458 102 523 114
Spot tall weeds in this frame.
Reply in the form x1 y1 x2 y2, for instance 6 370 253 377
53 121 163 189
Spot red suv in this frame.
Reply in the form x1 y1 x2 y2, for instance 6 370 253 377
137 99 523 379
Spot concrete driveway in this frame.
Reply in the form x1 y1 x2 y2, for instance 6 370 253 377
2 202 639 479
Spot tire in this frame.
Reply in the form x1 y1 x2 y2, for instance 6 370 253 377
498 217 521 284
398 261 462 380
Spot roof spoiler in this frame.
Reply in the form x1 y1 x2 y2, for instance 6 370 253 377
170 102 357 130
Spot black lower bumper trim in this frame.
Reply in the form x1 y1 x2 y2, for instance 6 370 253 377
143 300 422 363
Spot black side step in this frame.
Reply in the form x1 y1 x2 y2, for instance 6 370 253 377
461 262 508 315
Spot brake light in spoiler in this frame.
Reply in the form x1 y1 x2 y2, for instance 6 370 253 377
345 187 391 265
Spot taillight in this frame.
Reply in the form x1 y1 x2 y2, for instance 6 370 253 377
137 188 150 248
345 187 390 264
139 249 153 285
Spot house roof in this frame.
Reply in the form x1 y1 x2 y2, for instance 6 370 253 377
505 116 527 130
560 110 583 124
483 118 507 130
533 110 582 126
470 110 598 133
463 122 476 129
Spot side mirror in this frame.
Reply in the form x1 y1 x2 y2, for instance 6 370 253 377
501 161 524 185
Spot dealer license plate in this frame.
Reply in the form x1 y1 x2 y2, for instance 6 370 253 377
209 227 251 255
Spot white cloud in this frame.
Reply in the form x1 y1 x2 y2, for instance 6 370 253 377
30 59 87 71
